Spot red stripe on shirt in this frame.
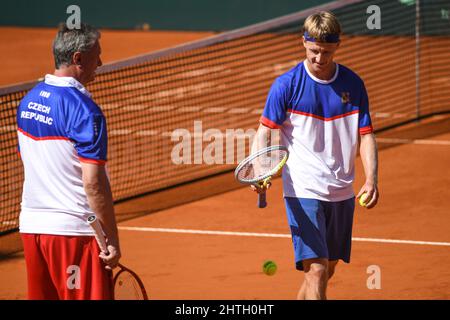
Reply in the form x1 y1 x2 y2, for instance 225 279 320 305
17 128 70 141
78 157 106 165
287 109 359 121
359 125 374 135
259 116 281 129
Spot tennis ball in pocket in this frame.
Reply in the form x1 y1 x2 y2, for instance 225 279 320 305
262 260 277 276
359 193 369 207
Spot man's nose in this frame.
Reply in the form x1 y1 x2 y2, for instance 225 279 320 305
315 53 324 63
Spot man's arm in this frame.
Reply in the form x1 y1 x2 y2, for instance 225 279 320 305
82 162 121 269
357 133 379 209
249 124 281 193
251 123 280 154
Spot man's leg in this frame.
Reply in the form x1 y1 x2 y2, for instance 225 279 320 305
302 258 329 300
283 197 330 300
42 235 114 300
297 259 339 300
296 281 307 300
328 260 339 279
21 234 59 300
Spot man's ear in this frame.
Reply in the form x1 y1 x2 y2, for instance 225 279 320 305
73 52 82 66
302 37 307 49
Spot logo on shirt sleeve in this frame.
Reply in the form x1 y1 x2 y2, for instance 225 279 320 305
92 115 102 139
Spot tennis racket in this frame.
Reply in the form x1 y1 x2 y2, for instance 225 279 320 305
234 145 289 208
87 215 149 300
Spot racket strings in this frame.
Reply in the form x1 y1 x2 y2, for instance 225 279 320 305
114 271 145 300
237 150 287 181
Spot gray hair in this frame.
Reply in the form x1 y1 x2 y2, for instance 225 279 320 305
52 23 100 69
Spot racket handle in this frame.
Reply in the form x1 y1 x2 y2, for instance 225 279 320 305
257 191 267 208
87 215 109 254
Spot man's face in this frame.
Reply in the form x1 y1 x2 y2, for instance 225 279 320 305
78 40 102 84
303 39 339 74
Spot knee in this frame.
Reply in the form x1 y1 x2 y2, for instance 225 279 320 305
304 264 328 285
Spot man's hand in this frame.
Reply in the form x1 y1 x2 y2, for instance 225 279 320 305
356 181 379 209
82 162 121 269
359 133 379 209
99 244 121 270
250 180 272 193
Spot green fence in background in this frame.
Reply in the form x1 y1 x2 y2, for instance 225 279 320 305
1 0 448 33
0 0 331 31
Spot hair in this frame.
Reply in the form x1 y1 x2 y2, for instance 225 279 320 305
302 11 342 42
52 23 100 69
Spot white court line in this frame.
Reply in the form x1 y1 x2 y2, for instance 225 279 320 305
204 107 226 113
109 129 132 136
228 108 250 114
179 106 202 112
136 130 159 136
0 125 16 132
377 138 450 146
373 112 392 118
123 105 147 111
118 226 450 247
152 106 175 112
2 220 17 226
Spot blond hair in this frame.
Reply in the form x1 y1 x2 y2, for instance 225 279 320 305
302 11 342 42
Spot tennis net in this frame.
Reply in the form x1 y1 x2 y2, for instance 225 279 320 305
1 0 449 234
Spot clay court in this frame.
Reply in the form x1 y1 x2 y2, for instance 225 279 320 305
0 19 449 300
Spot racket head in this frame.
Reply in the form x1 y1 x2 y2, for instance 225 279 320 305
234 145 289 184
114 263 149 300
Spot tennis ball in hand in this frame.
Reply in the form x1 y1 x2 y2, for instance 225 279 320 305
359 193 369 207
262 260 277 276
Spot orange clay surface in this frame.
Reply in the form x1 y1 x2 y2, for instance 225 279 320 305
1 130 449 299
0 27 449 300
0 27 214 86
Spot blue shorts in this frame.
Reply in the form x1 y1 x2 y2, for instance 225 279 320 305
284 197 355 271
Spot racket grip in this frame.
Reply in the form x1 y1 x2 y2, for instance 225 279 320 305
257 191 267 208
87 215 109 254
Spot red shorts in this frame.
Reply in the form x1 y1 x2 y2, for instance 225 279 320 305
21 233 114 300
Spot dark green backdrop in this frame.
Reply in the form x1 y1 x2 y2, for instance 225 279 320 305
0 0 332 31
0 1 448 34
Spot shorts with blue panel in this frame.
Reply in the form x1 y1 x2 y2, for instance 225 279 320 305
284 196 355 271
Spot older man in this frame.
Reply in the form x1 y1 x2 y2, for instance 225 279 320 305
17 23 120 300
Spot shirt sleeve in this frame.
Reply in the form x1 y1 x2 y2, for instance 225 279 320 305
69 112 108 165
259 79 289 129
358 82 373 135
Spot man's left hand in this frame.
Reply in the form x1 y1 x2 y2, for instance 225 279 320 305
356 181 379 209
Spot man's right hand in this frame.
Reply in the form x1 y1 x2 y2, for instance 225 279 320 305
99 245 121 270
250 180 272 193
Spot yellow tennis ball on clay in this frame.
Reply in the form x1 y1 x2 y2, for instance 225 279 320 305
359 193 369 207
263 260 277 276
